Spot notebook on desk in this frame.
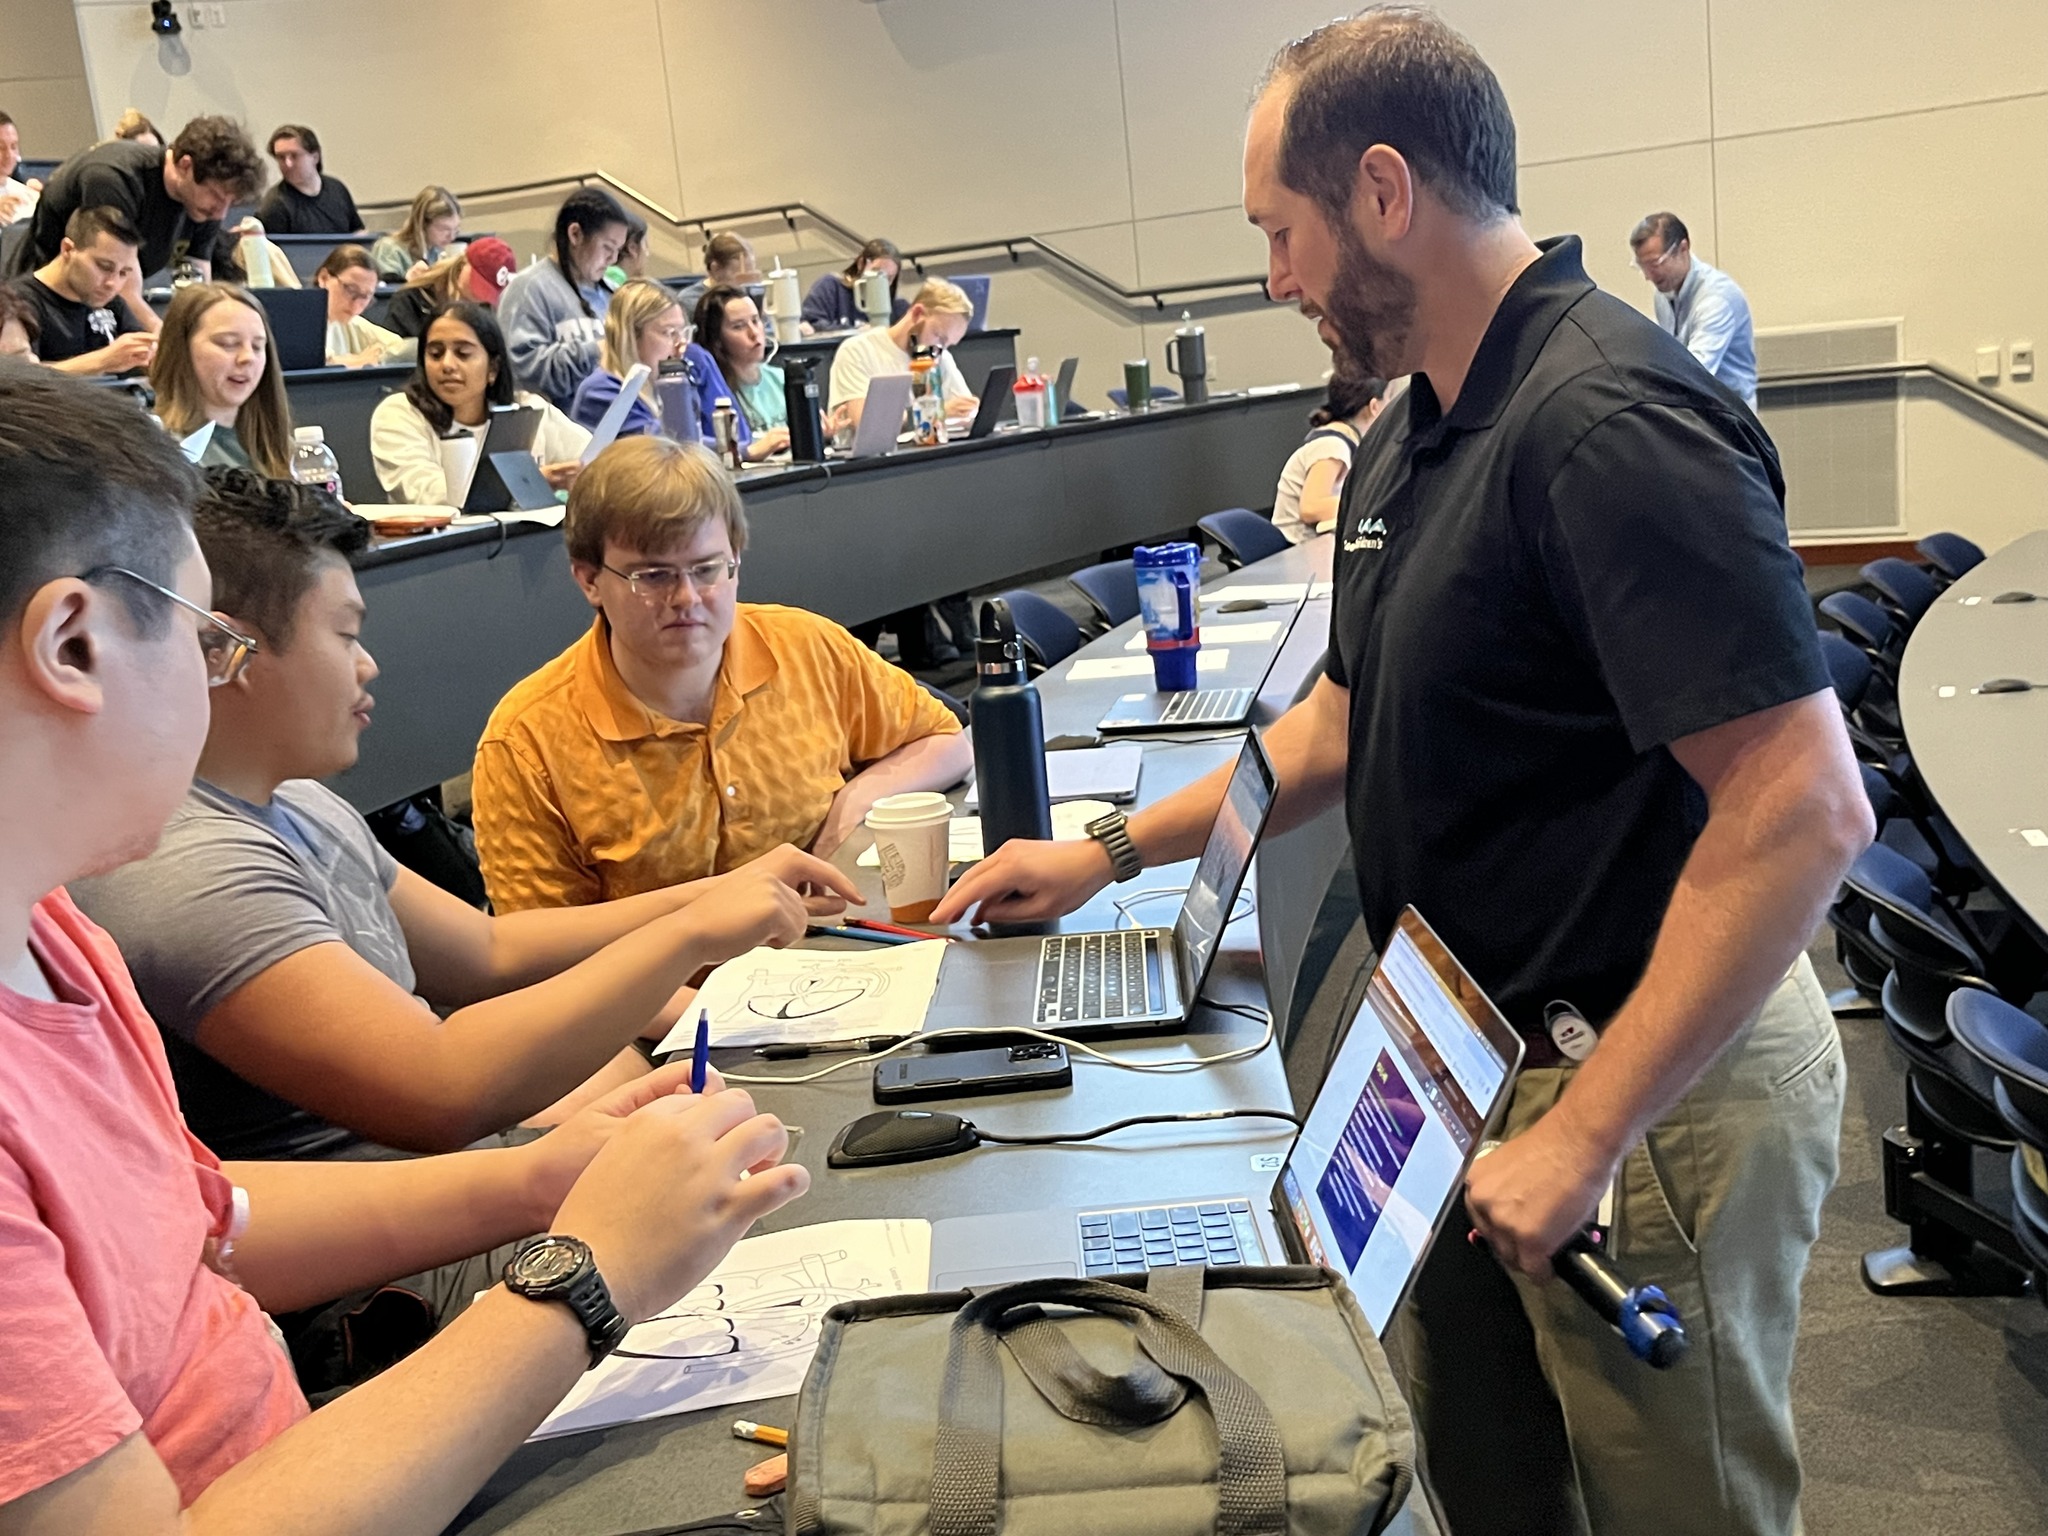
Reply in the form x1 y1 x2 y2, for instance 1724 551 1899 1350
928 906 1526 1324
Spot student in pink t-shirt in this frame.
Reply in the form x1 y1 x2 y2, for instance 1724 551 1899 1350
0 368 810 1530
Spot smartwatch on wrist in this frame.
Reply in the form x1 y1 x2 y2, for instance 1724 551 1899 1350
1085 808 1144 883
502 1235 631 1368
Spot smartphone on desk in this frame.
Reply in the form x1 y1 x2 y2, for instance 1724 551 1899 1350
873 1041 1072 1103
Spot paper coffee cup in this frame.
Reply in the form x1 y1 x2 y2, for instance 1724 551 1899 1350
865 792 954 922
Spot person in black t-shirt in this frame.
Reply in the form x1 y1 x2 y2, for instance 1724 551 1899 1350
9 115 265 330
254 124 362 236
936 14 1870 1536
10 204 154 376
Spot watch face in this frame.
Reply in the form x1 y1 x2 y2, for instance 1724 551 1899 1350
514 1239 586 1287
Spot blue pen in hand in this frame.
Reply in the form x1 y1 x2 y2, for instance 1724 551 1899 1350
690 1008 711 1095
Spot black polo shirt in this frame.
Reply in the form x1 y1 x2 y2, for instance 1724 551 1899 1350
1325 236 1825 1051
9 140 220 281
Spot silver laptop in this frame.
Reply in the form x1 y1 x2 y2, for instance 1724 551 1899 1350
846 372 916 458
930 906 1527 1328
923 733 1274 1039
1055 355 1084 419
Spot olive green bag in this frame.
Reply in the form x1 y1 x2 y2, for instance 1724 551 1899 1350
786 1266 1414 1536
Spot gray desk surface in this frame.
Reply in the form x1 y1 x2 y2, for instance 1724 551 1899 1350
336 390 1317 812
1897 529 2048 939
444 532 1429 1535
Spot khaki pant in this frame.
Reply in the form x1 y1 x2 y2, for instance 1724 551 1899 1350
1397 955 1845 1536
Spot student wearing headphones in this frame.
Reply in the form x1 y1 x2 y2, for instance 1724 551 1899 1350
499 187 631 408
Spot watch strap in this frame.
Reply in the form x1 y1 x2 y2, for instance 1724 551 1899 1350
1085 809 1143 883
504 1235 631 1369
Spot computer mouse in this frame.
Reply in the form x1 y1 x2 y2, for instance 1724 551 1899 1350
1216 599 1272 613
827 1109 982 1168
1977 677 2034 694
1993 591 2038 604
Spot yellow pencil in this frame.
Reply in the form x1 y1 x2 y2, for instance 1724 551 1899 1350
732 1419 789 1448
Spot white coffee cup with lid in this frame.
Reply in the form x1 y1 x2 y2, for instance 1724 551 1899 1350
864 792 953 922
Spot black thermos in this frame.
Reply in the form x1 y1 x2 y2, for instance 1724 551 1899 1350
970 599 1054 849
783 356 826 462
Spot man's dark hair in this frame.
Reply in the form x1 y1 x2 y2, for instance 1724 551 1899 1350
169 114 265 199
0 111 13 130
1629 211 1689 252
193 466 367 648
268 123 321 164
1268 6 1518 223
65 203 142 250
0 362 201 632
405 299 517 433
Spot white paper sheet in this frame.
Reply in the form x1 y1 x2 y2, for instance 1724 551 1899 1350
1200 582 1330 606
529 1219 932 1440
1124 621 1280 650
655 939 948 1051
1064 649 1229 681
856 799 1114 868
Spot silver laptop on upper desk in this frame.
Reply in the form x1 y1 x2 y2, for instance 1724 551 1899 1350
841 373 916 459
923 733 1275 1040
930 907 1527 1324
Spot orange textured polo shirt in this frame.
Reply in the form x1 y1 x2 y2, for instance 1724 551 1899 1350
472 604 962 911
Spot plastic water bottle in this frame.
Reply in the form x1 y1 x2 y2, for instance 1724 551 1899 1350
289 425 342 498
1014 355 1049 429
969 598 1053 850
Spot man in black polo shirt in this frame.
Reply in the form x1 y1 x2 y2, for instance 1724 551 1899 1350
934 11 1871 1534
7 115 264 330
255 123 363 235
9 204 155 376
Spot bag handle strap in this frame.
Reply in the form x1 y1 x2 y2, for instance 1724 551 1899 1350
996 1263 1210 1424
930 1274 1286 1536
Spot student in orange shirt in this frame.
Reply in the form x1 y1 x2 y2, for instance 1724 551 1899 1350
472 436 974 912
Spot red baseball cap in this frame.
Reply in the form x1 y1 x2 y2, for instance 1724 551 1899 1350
464 237 517 303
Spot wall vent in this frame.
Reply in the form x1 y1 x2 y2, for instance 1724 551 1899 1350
1755 319 1905 540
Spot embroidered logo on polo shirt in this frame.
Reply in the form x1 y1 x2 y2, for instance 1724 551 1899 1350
1344 514 1388 553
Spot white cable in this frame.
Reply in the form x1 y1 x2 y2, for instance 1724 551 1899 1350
718 1002 1273 1088
1111 886 1255 930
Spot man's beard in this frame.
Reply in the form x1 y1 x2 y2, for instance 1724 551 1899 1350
1321 219 1417 382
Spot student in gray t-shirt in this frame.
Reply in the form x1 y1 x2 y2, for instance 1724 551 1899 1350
73 468 859 1169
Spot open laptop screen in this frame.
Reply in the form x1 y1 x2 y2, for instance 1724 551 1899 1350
1278 909 1522 1333
1170 733 1275 998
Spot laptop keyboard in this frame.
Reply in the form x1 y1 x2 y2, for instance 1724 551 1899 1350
1036 930 1161 1024
1159 687 1255 725
1078 1201 1265 1275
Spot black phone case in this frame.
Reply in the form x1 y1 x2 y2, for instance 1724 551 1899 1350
872 1042 1072 1103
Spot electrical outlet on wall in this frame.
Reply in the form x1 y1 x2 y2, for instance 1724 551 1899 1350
184 3 205 26
1975 345 2002 383
2011 342 2035 382
208 3 226 25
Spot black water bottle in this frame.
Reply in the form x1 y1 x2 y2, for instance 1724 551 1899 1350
784 356 826 463
970 599 1054 850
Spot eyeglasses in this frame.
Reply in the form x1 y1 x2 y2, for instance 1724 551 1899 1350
601 556 741 603
85 566 259 686
1632 243 1685 274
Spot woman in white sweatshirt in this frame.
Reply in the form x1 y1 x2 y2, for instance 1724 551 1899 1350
370 299 590 506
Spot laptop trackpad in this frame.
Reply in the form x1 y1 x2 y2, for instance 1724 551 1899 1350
931 1209 1079 1289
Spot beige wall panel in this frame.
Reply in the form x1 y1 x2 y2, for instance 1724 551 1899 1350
1436 0 1712 166
1711 0 2048 138
1903 398 2048 551
1131 204 1265 286
2 0 89 85
1113 0 1348 221
0 74 97 154
71 0 681 213
1716 94 2048 372
658 0 1131 244
1518 140 1717 319
1137 305 1329 404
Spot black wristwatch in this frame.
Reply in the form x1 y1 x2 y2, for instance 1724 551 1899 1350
502 1235 631 1368
1085 808 1144 883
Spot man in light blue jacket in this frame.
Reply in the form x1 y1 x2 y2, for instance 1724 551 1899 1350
1630 211 1757 409
499 187 630 408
